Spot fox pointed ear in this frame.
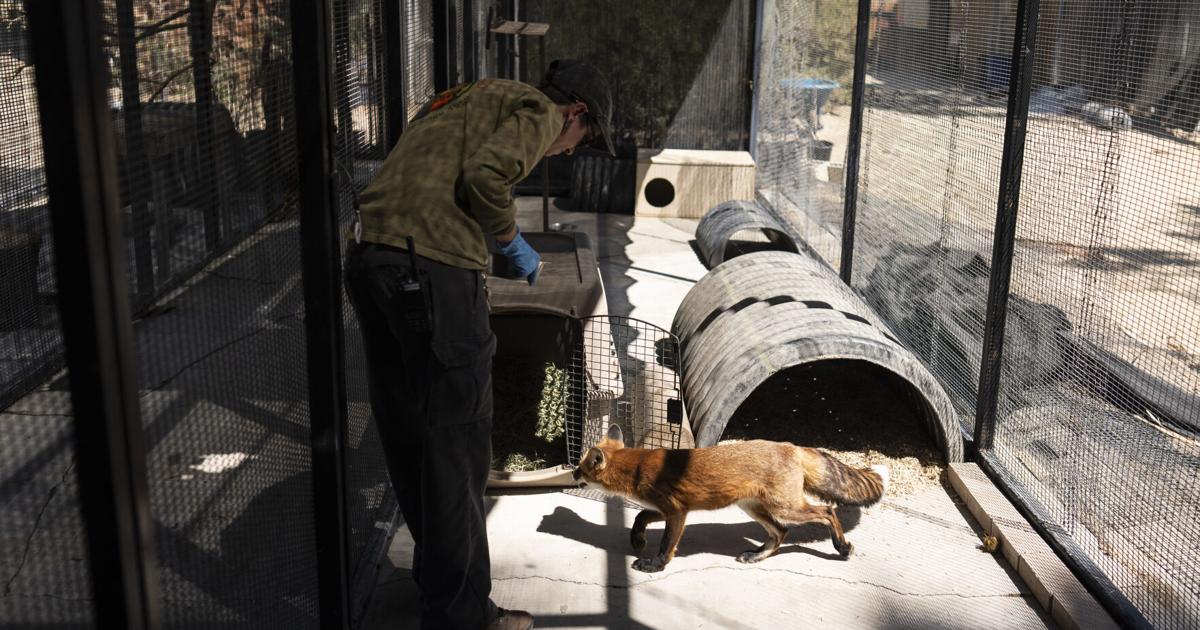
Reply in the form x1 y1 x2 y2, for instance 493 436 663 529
607 423 624 444
589 448 607 471
581 447 607 471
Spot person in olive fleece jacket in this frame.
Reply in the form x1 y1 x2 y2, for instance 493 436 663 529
343 60 615 630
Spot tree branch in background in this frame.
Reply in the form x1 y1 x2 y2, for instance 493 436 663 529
138 22 190 41
99 8 190 45
136 8 190 41
147 65 192 102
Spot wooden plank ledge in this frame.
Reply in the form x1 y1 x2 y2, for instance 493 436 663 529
947 463 1121 630
489 20 550 37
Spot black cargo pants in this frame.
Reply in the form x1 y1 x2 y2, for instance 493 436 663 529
344 241 498 630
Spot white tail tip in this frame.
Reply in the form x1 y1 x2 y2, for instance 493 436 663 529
871 465 890 495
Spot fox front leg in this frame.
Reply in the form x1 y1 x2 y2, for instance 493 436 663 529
632 511 687 573
630 509 664 552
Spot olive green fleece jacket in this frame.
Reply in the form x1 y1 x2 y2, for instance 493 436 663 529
356 79 561 270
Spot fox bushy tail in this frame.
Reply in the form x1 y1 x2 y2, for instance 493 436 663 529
805 451 888 506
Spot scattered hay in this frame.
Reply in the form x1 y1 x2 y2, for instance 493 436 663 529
714 361 949 497
496 452 548 472
820 447 943 497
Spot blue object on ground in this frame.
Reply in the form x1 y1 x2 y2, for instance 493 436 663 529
780 77 840 130
984 54 1010 92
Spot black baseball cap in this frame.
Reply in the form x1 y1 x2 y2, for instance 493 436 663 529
542 59 615 156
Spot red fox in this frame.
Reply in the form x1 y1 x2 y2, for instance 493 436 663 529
572 424 888 572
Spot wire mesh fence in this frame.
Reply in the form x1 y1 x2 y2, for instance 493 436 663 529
101 2 322 627
331 1 397 623
0 0 414 627
986 0 1200 626
0 4 92 628
0 5 63 414
753 0 859 268
752 0 1200 626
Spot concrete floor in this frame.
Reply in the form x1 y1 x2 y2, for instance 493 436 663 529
360 199 1053 629
364 487 1051 629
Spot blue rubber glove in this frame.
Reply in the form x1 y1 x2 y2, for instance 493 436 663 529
497 227 543 285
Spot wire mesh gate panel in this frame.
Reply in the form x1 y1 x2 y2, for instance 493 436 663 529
565 316 685 466
0 3 90 627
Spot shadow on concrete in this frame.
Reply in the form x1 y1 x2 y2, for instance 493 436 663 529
1063 245 1199 272
536 504 863 563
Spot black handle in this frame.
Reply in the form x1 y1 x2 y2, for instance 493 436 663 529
406 236 419 283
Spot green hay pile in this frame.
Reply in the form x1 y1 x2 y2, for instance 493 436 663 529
491 359 569 472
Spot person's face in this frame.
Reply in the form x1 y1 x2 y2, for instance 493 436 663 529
545 102 594 157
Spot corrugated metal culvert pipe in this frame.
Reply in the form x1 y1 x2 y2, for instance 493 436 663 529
694 199 799 269
671 250 965 462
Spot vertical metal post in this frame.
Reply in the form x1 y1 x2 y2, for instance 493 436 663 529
367 7 383 150
748 0 765 157
433 0 458 91
188 0 221 252
539 36 548 231
115 0 156 307
740 0 758 152
463 0 477 82
496 0 510 79
290 0 352 627
973 0 1041 449
512 0 521 80
383 0 406 148
839 0 872 284
25 1 161 628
